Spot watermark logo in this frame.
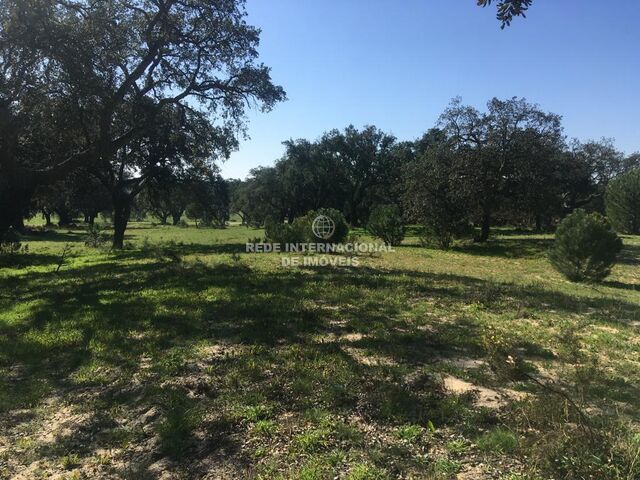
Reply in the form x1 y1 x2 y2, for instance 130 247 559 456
245 213 396 268
311 215 335 240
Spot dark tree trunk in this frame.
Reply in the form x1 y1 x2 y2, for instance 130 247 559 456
477 210 491 242
112 200 131 249
171 211 183 225
535 214 542 232
159 214 168 225
13 214 24 230
43 209 52 226
57 209 73 226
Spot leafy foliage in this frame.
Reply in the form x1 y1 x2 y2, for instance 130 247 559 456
295 208 350 244
264 208 350 245
478 0 533 28
404 146 472 249
0 0 284 246
549 210 622 282
184 169 229 228
264 218 307 244
367 204 405 246
605 169 640 234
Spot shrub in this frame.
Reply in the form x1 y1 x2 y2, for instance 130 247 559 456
294 208 349 244
549 210 622 282
367 204 405 246
264 217 307 244
264 209 349 245
605 168 640 234
0 227 28 257
84 224 109 247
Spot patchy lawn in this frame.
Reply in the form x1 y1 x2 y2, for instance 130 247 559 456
1 223 639 479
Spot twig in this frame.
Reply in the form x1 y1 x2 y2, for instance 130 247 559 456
55 243 72 274
523 372 596 441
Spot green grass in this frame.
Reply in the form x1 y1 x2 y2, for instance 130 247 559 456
1 221 639 478
476 428 519 454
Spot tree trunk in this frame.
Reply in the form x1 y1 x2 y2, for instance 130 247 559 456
43 209 52 226
477 210 491 242
57 209 73 226
172 211 183 225
112 200 131 249
535 214 542 232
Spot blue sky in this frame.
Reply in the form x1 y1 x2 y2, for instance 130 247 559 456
221 0 640 179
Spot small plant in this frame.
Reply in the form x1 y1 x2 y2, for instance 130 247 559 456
293 429 329 453
156 389 202 458
445 439 469 454
367 204 405 246
476 428 519 453
60 453 81 470
84 223 108 247
345 462 389 480
549 209 623 282
0 227 28 256
393 424 423 443
252 419 278 437
432 458 462 476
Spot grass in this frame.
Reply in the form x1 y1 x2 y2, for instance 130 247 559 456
0 219 639 478
476 428 519 454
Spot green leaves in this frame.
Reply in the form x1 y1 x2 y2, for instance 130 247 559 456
605 169 640 235
478 0 534 28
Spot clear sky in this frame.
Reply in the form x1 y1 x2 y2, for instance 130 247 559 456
220 0 640 180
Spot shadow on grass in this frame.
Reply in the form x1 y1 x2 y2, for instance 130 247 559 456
453 237 553 259
603 280 640 292
0 253 61 269
618 243 640 266
22 229 86 243
1 251 639 474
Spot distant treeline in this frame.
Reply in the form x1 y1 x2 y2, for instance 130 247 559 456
229 97 638 241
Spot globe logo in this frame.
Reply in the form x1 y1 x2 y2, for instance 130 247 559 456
311 215 335 240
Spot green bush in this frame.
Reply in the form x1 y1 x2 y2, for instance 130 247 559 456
549 210 622 282
264 217 307 244
294 208 349 244
367 204 405 246
605 169 640 234
0 227 28 257
264 209 349 244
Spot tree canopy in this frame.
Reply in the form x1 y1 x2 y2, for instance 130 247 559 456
0 0 285 246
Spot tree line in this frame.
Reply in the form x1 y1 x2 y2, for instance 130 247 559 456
230 97 638 245
2 0 636 250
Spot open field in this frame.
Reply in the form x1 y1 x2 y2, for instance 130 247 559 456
1 223 639 479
